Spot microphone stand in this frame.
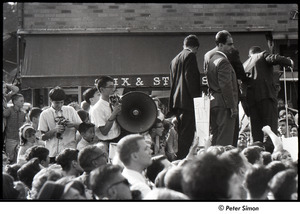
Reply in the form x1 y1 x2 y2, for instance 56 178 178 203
283 66 289 137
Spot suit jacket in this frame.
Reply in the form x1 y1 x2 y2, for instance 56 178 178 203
244 51 293 106
207 51 238 109
169 48 201 112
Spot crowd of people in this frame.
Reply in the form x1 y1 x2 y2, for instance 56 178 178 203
2 30 298 200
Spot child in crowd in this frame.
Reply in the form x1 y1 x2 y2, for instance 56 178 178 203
17 124 45 165
77 122 100 151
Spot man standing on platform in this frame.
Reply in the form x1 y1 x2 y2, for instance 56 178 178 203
206 30 238 146
169 35 201 159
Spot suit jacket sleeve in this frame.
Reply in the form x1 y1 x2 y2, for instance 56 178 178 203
217 59 236 109
263 52 293 67
184 53 201 98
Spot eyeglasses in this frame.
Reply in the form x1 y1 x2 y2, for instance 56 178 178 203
106 179 130 191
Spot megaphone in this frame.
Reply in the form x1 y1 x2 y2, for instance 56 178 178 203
117 91 158 133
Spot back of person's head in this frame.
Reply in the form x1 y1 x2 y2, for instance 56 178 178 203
56 148 80 171
11 93 24 104
146 155 169 183
90 164 123 199
183 34 199 48
268 169 297 200
81 101 90 112
95 76 114 91
17 157 41 189
266 160 286 178
25 146 49 164
4 163 22 181
181 153 234 200
28 107 42 122
206 145 225 156
2 173 20 199
78 145 107 172
83 87 98 105
242 146 263 165
164 166 183 193
31 166 64 199
78 122 95 135
77 110 89 123
224 145 236 152
262 151 272 165
215 30 231 45
144 188 189 200
154 168 169 188
117 134 144 166
37 180 66 200
249 46 262 54
244 165 272 199
220 148 250 176
48 86 66 101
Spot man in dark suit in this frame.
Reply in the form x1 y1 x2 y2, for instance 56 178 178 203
169 35 201 159
243 46 294 153
206 30 239 146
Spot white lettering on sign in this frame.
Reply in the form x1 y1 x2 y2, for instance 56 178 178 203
162 77 169 86
136 77 144 86
121 78 131 86
153 77 160 86
113 78 119 86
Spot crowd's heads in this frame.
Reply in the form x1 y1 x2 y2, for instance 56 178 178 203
117 134 153 168
80 100 90 112
25 146 50 167
17 157 42 189
83 87 100 105
90 164 132 200
271 150 293 162
244 165 272 199
30 165 64 199
11 93 24 108
146 155 170 183
28 107 42 123
37 180 65 200
78 145 108 173
249 46 262 55
183 34 199 48
77 110 90 123
242 146 263 165
265 161 286 178
95 76 115 92
181 152 236 200
48 86 66 101
261 151 272 166
19 124 36 146
78 122 95 142
268 169 298 200
215 30 231 46
2 173 20 199
164 166 184 193
56 148 82 173
206 145 225 156
4 163 21 181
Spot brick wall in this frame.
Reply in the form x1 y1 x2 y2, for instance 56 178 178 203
19 3 298 33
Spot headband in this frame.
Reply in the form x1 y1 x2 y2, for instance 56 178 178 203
22 125 35 137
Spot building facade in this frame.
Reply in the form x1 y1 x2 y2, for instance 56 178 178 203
16 3 298 109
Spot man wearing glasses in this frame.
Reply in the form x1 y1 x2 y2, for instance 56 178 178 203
90 164 132 200
90 76 122 152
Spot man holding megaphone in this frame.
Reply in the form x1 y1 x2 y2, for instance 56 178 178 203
90 76 122 152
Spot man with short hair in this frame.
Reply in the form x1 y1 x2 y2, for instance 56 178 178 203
77 122 98 151
3 93 26 163
25 145 50 168
117 134 154 199
169 34 201 159
38 86 82 162
90 164 132 200
76 145 108 199
82 86 101 115
206 30 238 147
243 46 294 153
56 148 83 177
90 76 122 150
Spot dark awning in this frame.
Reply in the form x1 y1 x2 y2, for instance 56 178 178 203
21 33 270 89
